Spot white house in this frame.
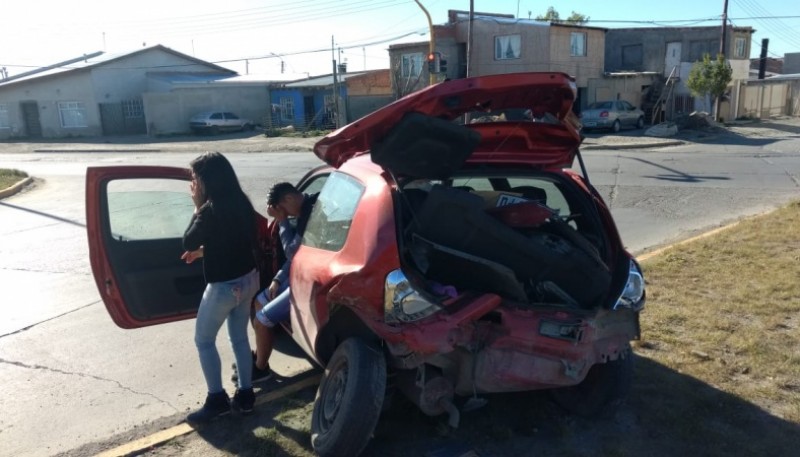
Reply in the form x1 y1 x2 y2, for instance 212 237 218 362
0 45 248 139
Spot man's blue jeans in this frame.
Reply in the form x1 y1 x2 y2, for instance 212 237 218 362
194 268 259 393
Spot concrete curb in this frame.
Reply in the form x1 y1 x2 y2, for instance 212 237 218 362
0 176 33 199
581 140 686 150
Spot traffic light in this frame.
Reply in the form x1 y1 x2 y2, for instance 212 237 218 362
427 52 441 74
439 57 447 74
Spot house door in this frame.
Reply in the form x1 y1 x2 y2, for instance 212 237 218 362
665 42 682 78
100 99 146 135
303 96 315 128
20 101 42 138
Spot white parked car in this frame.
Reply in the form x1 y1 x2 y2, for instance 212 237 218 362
580 100 645 133
189 111 254 134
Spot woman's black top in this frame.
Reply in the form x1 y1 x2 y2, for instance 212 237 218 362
183 199 256 283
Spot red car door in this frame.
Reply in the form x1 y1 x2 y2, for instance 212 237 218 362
86 166 272 329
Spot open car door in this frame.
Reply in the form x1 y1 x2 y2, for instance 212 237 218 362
87 166 279 329
86 166 205 329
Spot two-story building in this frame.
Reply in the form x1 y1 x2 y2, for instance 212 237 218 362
389 10 607 112
604 25 754 121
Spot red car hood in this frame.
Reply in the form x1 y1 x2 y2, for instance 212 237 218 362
314 72 581 170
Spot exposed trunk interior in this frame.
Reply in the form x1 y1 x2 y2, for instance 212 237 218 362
396 173 614 309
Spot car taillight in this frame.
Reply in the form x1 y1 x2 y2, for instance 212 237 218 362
600 111 609 118
384 269 442 323
613 259 645 311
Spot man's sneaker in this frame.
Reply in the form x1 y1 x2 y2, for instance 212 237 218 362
252 363 274 383
231 350 257 370
186 391 230 424
231 388 255 415
231 361 274 383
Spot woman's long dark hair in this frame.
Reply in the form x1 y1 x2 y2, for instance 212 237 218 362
190 152 257 248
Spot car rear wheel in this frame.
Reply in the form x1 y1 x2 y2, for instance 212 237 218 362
636 117 645 129
611 120 621 133
210 126 220 135
549 347 634 418
311 338 386 457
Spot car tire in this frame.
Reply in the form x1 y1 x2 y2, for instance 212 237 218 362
549 347 634 418
210 126 220 135
636 117 645 129
611 120 621 133
311 338 386 457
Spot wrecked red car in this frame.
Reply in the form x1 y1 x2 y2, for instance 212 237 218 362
86 72 645 457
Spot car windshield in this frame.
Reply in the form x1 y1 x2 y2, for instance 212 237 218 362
588 101 613 110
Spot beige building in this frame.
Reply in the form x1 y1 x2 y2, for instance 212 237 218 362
389 10 606 111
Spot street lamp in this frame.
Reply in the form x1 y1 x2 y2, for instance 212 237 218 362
414 0 436 85
269 52 285 74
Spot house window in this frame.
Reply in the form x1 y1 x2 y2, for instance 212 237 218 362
122 98 143 118
570 32 587 57
734 37 746 58
622 44 643 68
58 101 87 128
280 97 294 122
495 34 521 60
690 40 718 61
401 52 423 77
0 104 9 129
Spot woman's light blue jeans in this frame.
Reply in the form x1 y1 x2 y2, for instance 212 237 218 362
194 268 259 394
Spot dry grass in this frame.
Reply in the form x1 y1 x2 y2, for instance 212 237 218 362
132 202 800 456
637 200 800 425
0 168 27 189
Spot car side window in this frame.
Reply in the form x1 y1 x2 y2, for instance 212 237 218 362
225 112 239 119
299 173 329 195
302 172 364 252
106 179 194 241
210 113 223 120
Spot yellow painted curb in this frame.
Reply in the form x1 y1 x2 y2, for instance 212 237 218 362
0 176 32 199
636 220 744 263
94 374 321 457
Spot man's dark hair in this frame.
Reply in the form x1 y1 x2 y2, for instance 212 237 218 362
267 182 300 206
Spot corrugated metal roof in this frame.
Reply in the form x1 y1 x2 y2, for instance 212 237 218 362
0 45 234 88
281 71 369 88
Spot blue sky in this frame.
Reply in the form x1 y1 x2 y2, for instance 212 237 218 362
3 0 798 78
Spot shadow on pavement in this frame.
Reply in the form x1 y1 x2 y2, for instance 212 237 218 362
627 156 731 183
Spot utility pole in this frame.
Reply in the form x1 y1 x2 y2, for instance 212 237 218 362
467 0 474 77
758 38 769 79
332 35 340 129
715 0 729 121
719 0 729 57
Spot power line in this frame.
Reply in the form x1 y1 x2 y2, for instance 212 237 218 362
732 0 800 50
0 30 425 72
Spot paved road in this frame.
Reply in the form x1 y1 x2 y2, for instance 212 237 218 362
0 120 799 457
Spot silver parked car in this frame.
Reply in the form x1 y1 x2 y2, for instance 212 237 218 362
580 100 645 133
189 111 254 134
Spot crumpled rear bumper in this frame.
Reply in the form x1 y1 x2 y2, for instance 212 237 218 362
383 293 640 394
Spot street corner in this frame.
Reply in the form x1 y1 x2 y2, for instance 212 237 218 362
0 175 33 199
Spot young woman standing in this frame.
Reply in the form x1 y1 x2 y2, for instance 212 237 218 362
181 152 260 423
